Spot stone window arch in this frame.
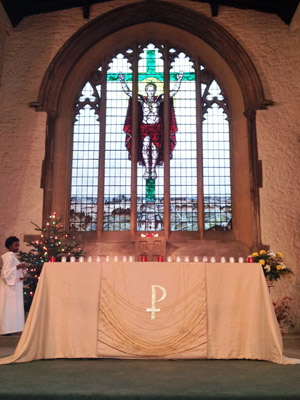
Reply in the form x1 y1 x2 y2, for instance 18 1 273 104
32 2 271 256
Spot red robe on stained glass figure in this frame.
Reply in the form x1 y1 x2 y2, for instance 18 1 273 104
118 71 184 179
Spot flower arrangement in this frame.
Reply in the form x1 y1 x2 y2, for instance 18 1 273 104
251 250 293 281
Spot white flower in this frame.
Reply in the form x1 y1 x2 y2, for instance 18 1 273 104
264 265 271 272
280 262 286 270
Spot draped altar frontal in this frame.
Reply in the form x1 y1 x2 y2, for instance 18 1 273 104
0 262 299 365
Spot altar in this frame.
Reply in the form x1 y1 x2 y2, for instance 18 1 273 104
0 261 297 365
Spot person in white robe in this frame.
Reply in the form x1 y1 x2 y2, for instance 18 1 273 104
0 236 26 335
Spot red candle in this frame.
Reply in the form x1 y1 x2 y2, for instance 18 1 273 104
248 256 254 263
157 256 163 262
141 255 147 262
49 256 56 263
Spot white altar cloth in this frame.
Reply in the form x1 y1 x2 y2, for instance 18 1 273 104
0 262 298 364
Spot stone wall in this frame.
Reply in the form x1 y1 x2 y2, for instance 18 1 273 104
0 2 10 91
0 0 299 330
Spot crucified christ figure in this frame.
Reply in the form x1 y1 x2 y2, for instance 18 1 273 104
118 71 183 179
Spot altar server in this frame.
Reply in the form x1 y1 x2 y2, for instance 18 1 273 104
0 236 26 335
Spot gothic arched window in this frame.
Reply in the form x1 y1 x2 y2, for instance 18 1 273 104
69 42 232 234
37 3 268 253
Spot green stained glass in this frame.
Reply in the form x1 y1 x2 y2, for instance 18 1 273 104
147 50 156 74
146 177 156 202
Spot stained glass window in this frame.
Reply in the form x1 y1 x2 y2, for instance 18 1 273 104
201 75 232 230
170 51 197 231
70 80 101 231
104 54 132 231
136 44 164 231
69 42 232 233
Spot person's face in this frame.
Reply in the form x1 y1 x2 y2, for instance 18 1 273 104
146 85 155 98
9 241 19 253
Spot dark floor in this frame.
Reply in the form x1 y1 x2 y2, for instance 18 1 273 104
0 334 299 400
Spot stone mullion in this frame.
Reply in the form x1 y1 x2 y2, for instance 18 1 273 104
195 61 204 238
131 47 138 237
163 48 170 239
97 70 107 239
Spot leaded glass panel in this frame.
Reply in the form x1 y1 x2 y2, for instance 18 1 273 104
69 43 232 234
70 81 101 231
201 77 232 230
170 52 198 231
136 43 164 231
103 54 132 231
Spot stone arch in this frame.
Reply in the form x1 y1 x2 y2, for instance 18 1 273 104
33 1 271 114
35 1 270 252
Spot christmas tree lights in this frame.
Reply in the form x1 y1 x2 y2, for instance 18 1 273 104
19 212 84 312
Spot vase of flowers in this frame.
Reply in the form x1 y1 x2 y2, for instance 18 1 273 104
251 250 293 282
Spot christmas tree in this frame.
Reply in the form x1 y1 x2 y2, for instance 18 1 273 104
19 212 83 313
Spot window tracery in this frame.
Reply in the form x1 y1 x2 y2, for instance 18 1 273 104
70 42 232 234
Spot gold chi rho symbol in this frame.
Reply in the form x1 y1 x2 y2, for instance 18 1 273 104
146 285 167 320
